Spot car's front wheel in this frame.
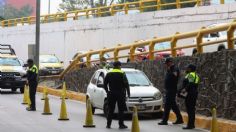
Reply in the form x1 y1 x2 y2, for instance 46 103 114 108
20 87 24 93
103 99 109 117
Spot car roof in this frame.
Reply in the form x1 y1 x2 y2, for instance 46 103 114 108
0 54 17 58
98 68 141 73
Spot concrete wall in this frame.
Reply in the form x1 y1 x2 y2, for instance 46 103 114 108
0 3 236 67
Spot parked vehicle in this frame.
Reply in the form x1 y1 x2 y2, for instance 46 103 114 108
86 68 163 116
39 55 64 76
193 23 236 53
0 44 27 93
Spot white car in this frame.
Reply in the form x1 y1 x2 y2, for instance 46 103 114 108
193 23 236 53
86 68 163 116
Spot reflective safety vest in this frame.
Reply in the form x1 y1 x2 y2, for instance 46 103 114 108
185 72 200 84
29 64 38 74
110 69 124 73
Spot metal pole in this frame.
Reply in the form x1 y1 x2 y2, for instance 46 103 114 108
48 0 50 14
35 0 40 68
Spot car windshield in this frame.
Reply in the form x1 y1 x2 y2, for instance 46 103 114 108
40 55 59 63
0 58 21 66
125 71 151 86
81 54 110 62
154 42 170 50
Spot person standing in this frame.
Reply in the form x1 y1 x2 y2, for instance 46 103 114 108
104 61 130 129
158 58 183 125
26 59 38 111
182 64 200 130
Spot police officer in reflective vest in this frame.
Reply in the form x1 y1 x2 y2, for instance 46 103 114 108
26 59 38 111
104 61 130 129
183 64 200 129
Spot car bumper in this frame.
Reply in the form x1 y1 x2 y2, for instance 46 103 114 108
0 79 26 89
39 69 64 76
114 98 163 113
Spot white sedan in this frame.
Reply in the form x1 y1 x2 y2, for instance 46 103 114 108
86 68 163 116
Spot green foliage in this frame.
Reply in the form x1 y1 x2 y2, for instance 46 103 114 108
160 0 196 10
0 4 33 19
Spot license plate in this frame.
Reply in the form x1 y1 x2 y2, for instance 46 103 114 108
51 71 58 74
135 104 146 110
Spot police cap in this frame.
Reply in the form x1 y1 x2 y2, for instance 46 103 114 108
164 57 173 64
187 64 196 71
27 59 34 64
113 61 121 67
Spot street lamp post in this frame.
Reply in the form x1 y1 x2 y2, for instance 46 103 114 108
48 0 51 14
35 0 40 68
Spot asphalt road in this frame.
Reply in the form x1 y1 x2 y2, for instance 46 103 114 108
0 89 209 132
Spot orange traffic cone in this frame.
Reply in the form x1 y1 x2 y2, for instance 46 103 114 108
61 82 68 99
42 92 52 115
83 98 95 127
211 108 219 132
21 85 28 105
58 96 69 120
131 106 140 132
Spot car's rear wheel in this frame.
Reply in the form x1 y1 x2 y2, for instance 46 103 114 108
20 87 24 93
11 88 17 92
103 99 109 117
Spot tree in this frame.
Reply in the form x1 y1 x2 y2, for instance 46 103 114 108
0 4 33 20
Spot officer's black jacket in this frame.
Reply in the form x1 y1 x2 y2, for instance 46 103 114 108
165 65 179 94
104 69 130 97
27 66 38 84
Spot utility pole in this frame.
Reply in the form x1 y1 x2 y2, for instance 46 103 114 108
35 0 40 68
48 0 51 14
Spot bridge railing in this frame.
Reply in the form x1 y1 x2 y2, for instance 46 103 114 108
60 20 236 79
0 0 202 27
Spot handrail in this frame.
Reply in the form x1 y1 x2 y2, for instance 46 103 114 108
0 0 203 27
60 20 236 79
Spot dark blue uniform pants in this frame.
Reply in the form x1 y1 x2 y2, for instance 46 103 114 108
162 93 182 122
185 92 198 127
29 83 37 109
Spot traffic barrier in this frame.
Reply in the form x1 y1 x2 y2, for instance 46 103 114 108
58 96 69 120
61 82 68 99
131 106 140 132
21 85 28 105
41 86 47 100
42 92 52 115
83 98 95 128
211 108 219 132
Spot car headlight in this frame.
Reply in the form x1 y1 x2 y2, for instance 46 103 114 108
153 92 162 100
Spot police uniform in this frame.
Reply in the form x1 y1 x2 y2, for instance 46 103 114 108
184 71 200 129
104 67 130 129
159 64 183 125
27 64 38 111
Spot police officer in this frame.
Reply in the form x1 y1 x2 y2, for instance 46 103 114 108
158 58 183 125
26 59 38 111
104 61 130 129
183 64 200 130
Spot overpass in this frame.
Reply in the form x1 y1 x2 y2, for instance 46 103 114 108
0 3 236 66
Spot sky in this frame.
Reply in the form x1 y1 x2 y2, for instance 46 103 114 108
41 0 62 15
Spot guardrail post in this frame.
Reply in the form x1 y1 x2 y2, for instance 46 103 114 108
227 25 235 50
111 5 114 16
21 18 24 25
86 9 89 19
1 21 4 27
196 0 201 6
171 32 179 57
44 16 48 23
129 46 136 62
99 50 105 61
176 0 181 9
74 11 79 20
28 17 31 24
98 8 101 17
149 41 155 60
114 49 119 62
157 0 161 10
220 0 224 4
14 19 17 26
64 13 68 21
86 53 92 67
124 4 128 14
8 20 10 27
139 1 143 13
196 27 204 54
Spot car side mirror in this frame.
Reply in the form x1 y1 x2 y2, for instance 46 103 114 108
97 83 104 88
61 61 64 63
23 64 28 67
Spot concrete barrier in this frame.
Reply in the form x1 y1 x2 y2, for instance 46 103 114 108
37 86 236 132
